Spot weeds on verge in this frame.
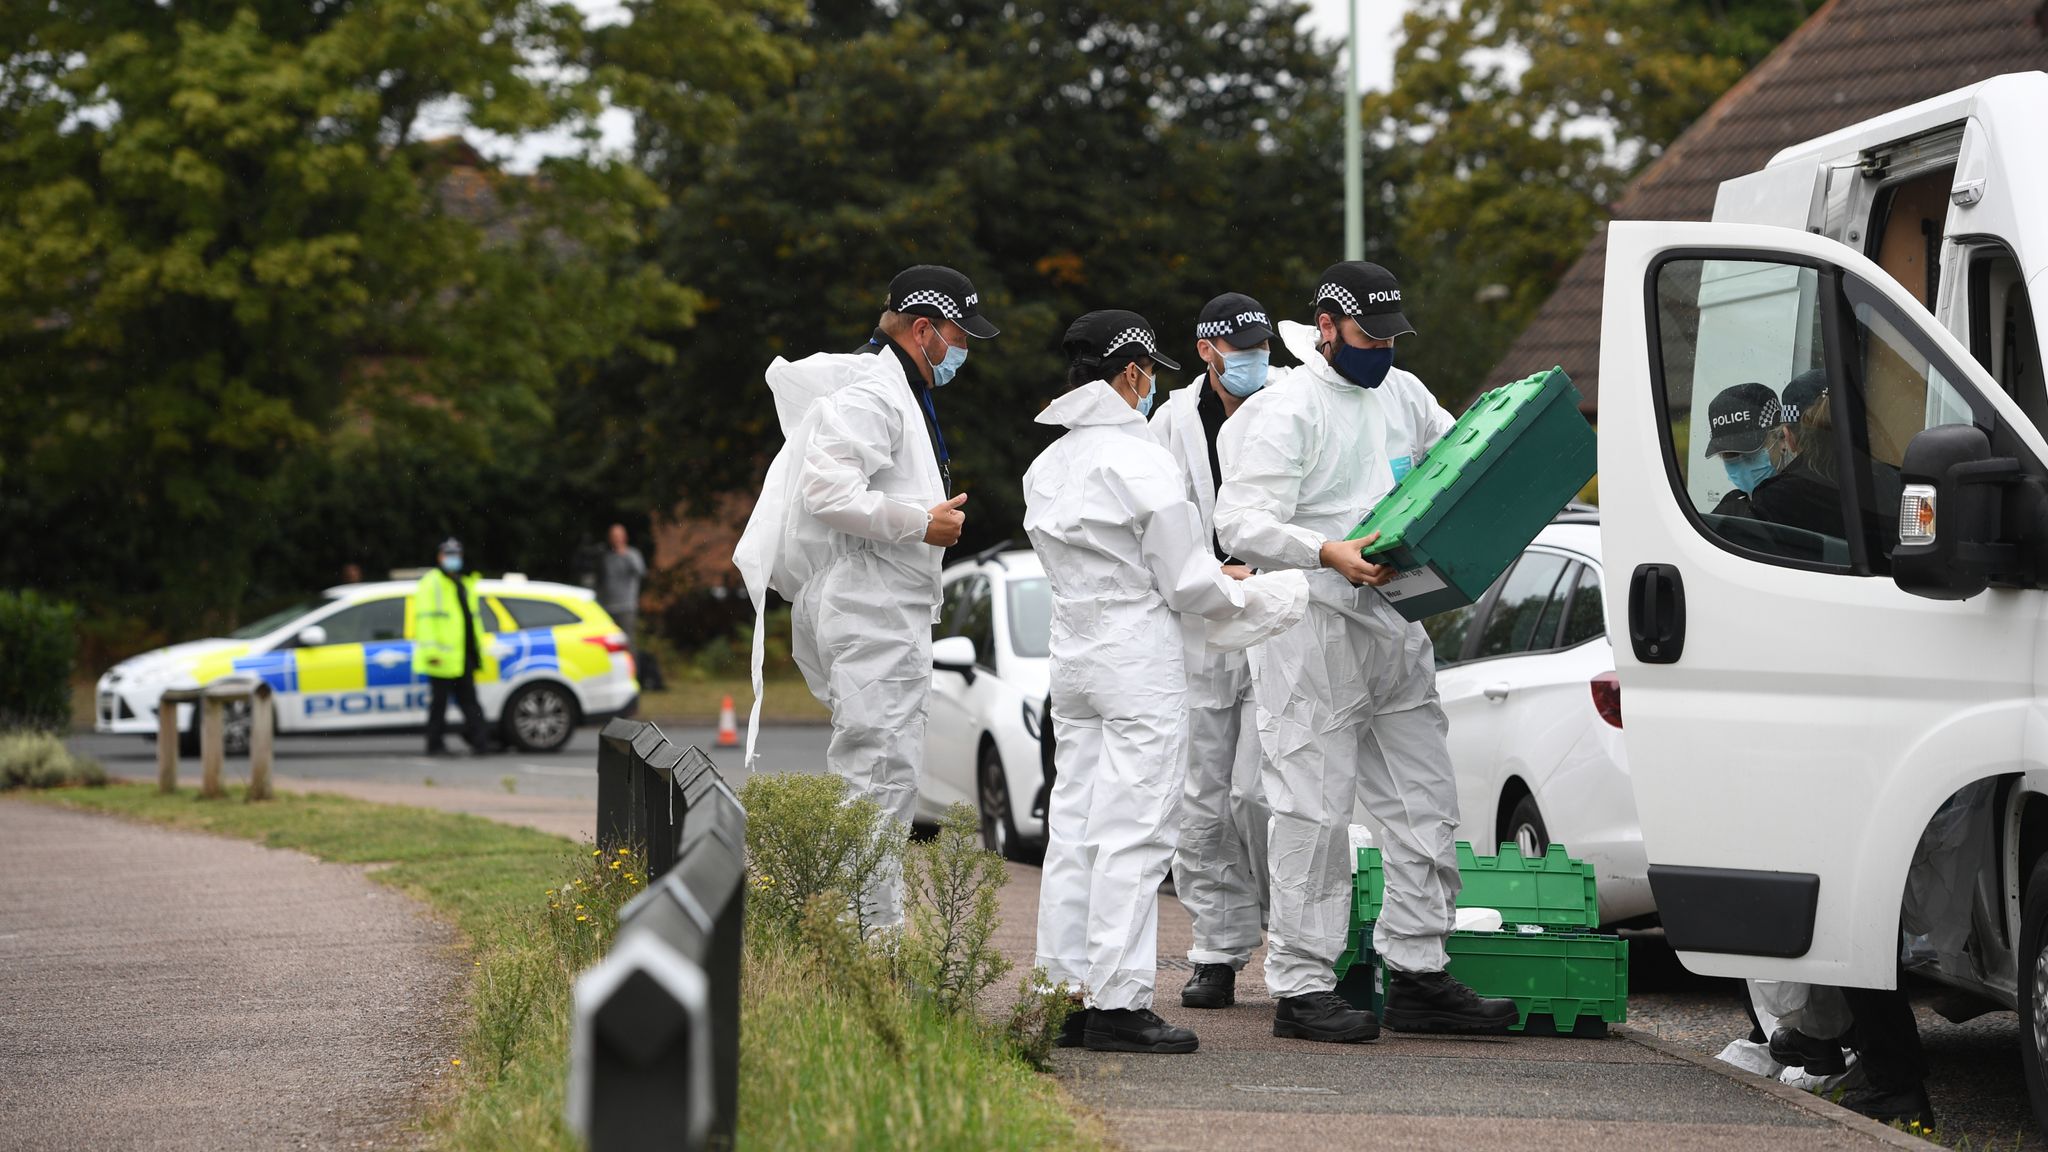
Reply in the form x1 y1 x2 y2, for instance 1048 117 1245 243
465 842 647 1088
741 775 1074 1069
741 772 904 942
902 805 1012 1017
1004 968 1077 1072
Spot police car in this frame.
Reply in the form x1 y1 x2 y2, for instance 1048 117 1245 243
94 577 639 754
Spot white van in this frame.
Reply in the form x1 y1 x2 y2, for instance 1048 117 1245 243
1599 70 2048 1122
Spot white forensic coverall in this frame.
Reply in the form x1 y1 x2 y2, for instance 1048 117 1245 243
732 345 947 929
1150 382 1272 969
1214 320 1459 995
1024 379 1306 1009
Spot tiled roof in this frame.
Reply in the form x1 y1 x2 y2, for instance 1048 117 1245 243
1481 0 2048 416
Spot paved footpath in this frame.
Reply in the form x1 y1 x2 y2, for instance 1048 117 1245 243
988 862 1926 1152
0 800 464 1151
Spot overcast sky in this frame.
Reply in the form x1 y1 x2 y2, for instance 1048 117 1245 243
473 1 1416 170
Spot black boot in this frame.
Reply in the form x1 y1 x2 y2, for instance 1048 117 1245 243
1182 963 1237 1009
1272 990 1380 1043
1839 1083 1934 1130
1768 1027 1848 1075
1084 1008 1199 1054
1054 1006 1091 1049
1383 969 1519 1034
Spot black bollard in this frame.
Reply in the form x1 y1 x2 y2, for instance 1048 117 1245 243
616 828 745 1150
568 933 712 1152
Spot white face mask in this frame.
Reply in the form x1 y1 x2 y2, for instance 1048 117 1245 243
1125 367 1156 417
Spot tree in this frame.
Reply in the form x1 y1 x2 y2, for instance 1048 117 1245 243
0 2 693 633
620 0 1358 554
1370 0 1812 392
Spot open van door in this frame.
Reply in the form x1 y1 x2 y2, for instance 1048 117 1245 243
1598 220 2048 989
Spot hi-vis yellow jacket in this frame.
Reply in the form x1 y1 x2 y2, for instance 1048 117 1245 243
409 569 495 680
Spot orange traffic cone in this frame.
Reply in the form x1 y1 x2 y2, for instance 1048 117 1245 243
716 694 740 747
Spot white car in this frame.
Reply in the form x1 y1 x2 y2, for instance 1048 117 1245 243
1420 511 1655 925
95 577 640 754
922 548 1053 861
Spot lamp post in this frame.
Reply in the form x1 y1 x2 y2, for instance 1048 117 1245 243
1345 0 1362 261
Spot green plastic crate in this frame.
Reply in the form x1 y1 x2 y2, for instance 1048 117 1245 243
1354 842 1600 932
1347 366 1596 621
1334 924 1628 1038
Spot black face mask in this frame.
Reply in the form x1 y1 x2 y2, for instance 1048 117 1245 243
1330 343 1396 389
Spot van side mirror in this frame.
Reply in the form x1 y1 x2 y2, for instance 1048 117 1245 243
932 635 977 684
1892 424 2019 600
295 624 329 648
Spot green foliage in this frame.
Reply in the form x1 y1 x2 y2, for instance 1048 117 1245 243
0 1 694 633
901 803 1013 1018
742 935 1101 1152
628 0 1351 551
0 729 105 790
0 589 76 730
741 772 905 942
1002 967 1077 1072
1373 0 1811 394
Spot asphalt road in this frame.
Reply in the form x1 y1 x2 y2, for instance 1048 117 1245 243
63 719 2045 1148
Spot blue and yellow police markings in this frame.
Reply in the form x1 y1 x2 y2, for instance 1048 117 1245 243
496 630 561 678
293 638 430 720
230 651 299 693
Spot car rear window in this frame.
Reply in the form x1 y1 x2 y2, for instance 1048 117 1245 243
498 597 582 631
1561 566 1606 647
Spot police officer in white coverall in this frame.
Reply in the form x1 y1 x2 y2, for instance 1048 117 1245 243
1026 310 1307 1054
1215 262 1519 1041
732 265 997 931
1151 293 1277 1010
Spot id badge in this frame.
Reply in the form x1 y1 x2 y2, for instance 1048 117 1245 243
1389 455 1414 484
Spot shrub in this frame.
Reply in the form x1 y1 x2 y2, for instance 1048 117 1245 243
740 773 904 942
902 804 1013 1018
1004 968 1078 1072
0 590 77 731
0 730 107 790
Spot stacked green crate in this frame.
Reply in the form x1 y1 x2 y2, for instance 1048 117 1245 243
1336 842 1627 1037
1346 366 1596 622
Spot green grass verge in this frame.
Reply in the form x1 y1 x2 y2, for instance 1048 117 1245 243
25 783 1098 1151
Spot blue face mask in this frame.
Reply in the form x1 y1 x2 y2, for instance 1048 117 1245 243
441 555 463 574
1135 369 1156 418
1331 343 1396 389
1723 449 1774 494
1215 347 1270 398
923 327 968 388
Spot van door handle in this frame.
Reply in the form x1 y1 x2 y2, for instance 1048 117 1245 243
1628 563 1687 665
1483 683 1511 701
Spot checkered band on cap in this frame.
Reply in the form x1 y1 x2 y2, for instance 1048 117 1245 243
1105 326 1158 357
896 289 962 319
1316 282 1362 316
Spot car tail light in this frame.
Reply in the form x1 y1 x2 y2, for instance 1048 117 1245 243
583 633 630 653
1591 672 1622 728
